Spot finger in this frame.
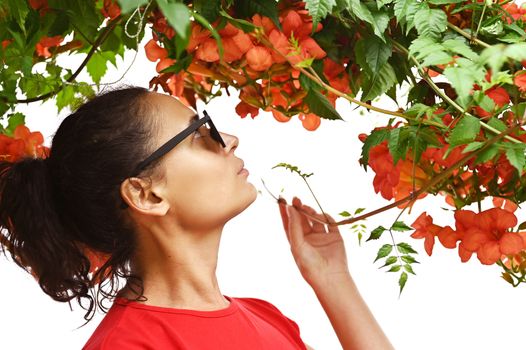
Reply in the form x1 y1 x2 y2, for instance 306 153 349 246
324 213 341 234
300 205 327 233
278 197 290 242
287 205 305 247
292 197 312 234
300 204 340 234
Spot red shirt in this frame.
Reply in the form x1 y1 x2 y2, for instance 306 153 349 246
83 295 307 350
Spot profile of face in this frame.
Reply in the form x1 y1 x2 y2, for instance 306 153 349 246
121 92 258 233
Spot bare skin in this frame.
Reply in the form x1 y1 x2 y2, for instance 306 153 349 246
116 92 391 349
118 92 257 310
279 197 395 350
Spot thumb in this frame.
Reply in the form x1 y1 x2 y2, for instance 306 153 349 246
278 197 289 235
287 205 305 247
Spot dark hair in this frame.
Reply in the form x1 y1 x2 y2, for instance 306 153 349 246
0 85 160 322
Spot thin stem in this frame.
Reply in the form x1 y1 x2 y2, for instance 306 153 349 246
275 123 520 227
392 40 523 144
2 16 123 104
257 36 448 129
446 22 491 48
474 2 488 40
301 176 331 224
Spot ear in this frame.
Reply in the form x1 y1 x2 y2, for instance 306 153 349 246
120 177 170 216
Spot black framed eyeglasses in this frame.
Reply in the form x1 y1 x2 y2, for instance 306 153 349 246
130 110 226 178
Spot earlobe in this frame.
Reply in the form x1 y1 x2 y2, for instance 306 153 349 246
120 178 169 216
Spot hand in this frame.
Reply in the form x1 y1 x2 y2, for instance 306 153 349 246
278 196 350 288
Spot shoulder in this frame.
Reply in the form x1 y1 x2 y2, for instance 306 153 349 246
234 297 301 331
82 302 143 350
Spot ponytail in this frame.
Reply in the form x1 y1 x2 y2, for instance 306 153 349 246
0 158 92 302
0 86 155 322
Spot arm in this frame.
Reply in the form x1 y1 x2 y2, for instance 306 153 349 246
278 197 394 350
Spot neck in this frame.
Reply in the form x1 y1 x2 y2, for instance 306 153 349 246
121 220 229 310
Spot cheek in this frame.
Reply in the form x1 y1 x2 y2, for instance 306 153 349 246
165 155 235 208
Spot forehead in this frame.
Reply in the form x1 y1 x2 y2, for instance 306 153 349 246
149 92 196 131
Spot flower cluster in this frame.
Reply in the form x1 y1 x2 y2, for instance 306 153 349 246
0 125 49 162
411 197 525 266
146 3 351 131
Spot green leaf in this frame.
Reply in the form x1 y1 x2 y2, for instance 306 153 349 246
348 0 389 40
397 242 418 254
86 52 109 84
374 244 393 262
305 0 336 31
5 113 25 136
428 0 464 3
393 0 416 24
56 85 76 113
6 0 29 33
377 0 394 8
339 211 352 217
355 207 366 214
157 1 191 40
391 221 412 232
367 226 386 241
304 88 343 120
448 114 481 147
442 38 478 61
380 256 398 268
504 43 526 62
360 128 390 167
361 62 397 101
388 264 402 272
443 66 474 100
504 143 526 173
462 141 484 153
473 90 495 113
401 255 419 264
399 271 408 295
403 264 416 274
421 51 452 67
355 37 392 75
234 0 281 29
193 0 220 23
414 6 447 39
474 143 500 165
193 12 224 60
117 0 149 14
388 127 401 162
220 10 258 33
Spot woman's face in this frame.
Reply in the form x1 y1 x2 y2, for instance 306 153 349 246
145 92 257 231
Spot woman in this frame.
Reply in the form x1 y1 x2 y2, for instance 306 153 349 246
0 86 394 349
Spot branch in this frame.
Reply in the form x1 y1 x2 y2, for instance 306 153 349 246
392 40 524 144
2 16 123 105
447 22 491 49
256 35 450 128
290 123 520 227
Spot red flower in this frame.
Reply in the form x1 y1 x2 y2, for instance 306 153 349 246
271 110 291 123
299 113 321 131
235 102 259 119
410 212 442 256
29 0 49 16
0 125 49 162
246 46 273 71
144 39 168 62
101 0 121 20
195 38 220 62
514 71 526 93
35 35 63 58
473 86 510 118
455 208 524 265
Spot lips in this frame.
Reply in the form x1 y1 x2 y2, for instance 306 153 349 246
237 160 245 174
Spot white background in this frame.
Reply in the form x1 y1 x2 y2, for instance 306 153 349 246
1 28 525 350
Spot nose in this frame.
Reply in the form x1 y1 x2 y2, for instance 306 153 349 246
221 131 239 153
